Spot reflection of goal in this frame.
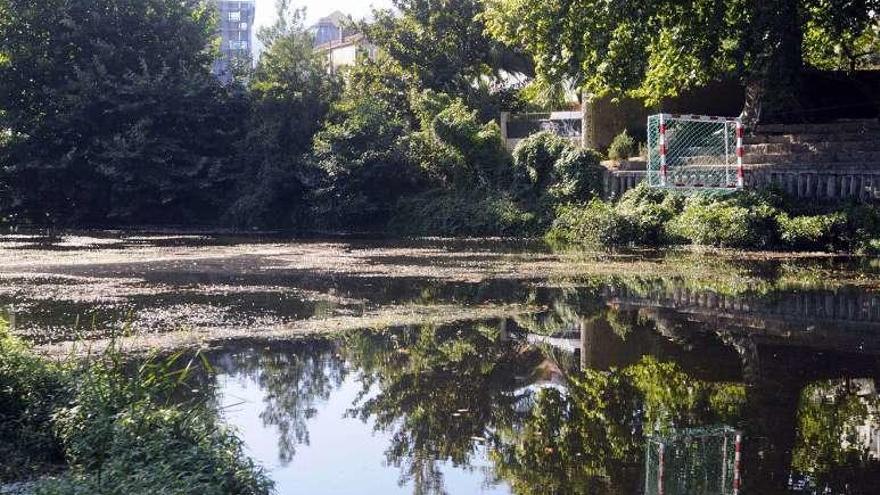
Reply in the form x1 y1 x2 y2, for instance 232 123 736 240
644 426 742 495
647 114 745 191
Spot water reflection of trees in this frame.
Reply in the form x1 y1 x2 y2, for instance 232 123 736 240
491 356 745 495
203 278 880 494
793 379 880 493
211 340 347 464
341 323 544 494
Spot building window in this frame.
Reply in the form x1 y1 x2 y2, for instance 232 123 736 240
228 11 241 22
229 40 248 51
240 22 248 30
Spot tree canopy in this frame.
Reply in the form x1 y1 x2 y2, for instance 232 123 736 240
0 0 240 225
484 0 880 121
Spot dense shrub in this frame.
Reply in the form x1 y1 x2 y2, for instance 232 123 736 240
547 148 606 204
607 130 637 161
512 132 573 194
0 321 271 494
390 190 537 236
842 204 880 252
616 184 686 245
423 93 511 187
0 321 67 481
667 193 778 248
313 96 426 230
547 200 640 247
777 212 847 251
40 396 271 494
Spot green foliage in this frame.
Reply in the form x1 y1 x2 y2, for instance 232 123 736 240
313 95 424 230
548 200 640 247
547 148 606 205
37 352 271 495
415 90 512 188
390 189 537 236
0 321 67 481
512 131 573 194
226 5 339 229
0 321 271 493
484 0 878 118
667 193 779 248
803 1 880 70
547 184 684 248
0 0 243 226
607 130 637 161
615 184 685 245
777 212 847 251
363 0 533 119
483 0 745 104
313 78 518 233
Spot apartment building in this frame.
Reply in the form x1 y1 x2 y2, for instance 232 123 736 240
213 0 256 82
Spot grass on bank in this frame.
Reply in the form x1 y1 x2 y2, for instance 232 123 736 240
0 321 272 495
547 183 880 253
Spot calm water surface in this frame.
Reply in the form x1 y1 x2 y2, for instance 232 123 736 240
3 233 880 494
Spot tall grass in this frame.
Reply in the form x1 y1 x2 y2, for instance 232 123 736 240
0 320 273 495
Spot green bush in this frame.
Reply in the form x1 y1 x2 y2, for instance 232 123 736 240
0 321 68 481
777 212 847 251
547 200 640 247
390 189 537 236
547 148 606 204
0 321 272 494
428 97 510 186
616 184 686 245
607 130 637 161
312 96 427 229
512 132 573 193
667 193 778 248
842 204 880 253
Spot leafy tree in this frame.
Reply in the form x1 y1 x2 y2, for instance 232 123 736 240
312 94 421 229
364 0 534 119
484 0 880 123
226 2 339 229
0 0 242 225
803 1 880 71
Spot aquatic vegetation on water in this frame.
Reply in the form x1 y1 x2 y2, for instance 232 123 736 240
0 320 272 494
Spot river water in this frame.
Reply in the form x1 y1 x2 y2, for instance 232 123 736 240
3 232 880 494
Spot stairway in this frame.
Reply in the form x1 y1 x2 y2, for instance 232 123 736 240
741 119 880 200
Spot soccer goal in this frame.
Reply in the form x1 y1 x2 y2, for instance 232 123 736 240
646 114 745 191
644 426 743 495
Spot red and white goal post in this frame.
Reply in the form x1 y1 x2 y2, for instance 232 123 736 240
647 114 745 192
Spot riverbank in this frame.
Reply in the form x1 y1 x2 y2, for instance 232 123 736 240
0 322 273 494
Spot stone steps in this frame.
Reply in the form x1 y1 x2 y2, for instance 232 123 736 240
743 141 880 154
742 150 880 166
744 133 880 144
754 120 879 135
738 121 880 171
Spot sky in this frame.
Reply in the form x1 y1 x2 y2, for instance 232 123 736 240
253 0 394 30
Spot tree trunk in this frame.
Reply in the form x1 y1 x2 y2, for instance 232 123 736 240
741 0 805 127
